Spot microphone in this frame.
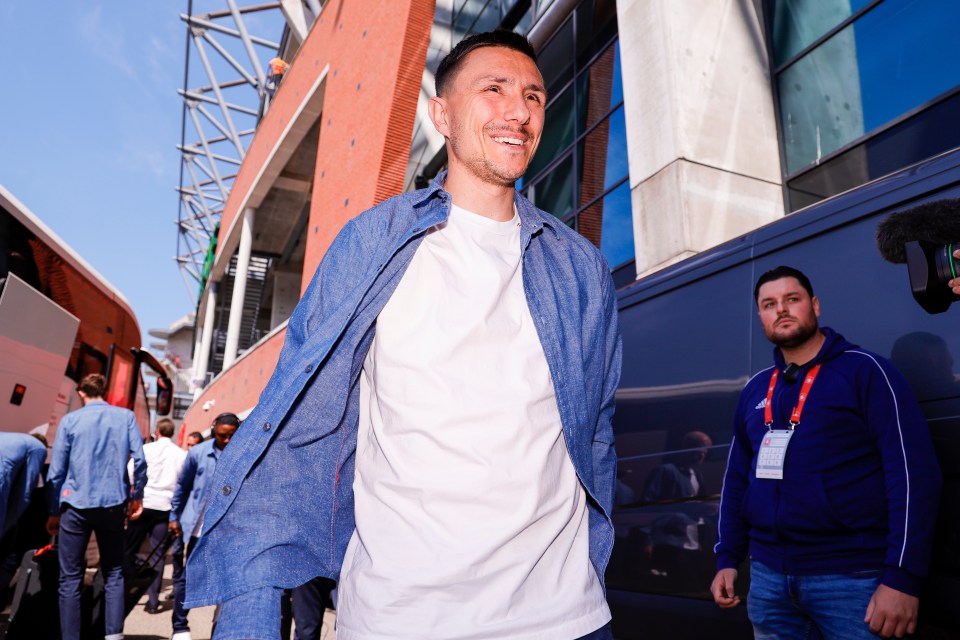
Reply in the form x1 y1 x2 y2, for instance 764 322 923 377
876 198 960 264
782 364 801 384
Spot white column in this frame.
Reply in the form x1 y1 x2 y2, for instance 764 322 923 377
617 0 784 277
193 286 218 399
279 0 309 43
222 207 255 370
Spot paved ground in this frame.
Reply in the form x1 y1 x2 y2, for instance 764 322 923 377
123 560 337 640
122 563 216 640
1 558 335 640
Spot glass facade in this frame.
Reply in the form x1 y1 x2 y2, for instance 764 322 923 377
447 0 633 270
519 3 632 269
769 0 960 209
452 0 555 42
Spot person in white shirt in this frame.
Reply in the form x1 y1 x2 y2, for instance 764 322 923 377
333 30 615 640
124 417 187 613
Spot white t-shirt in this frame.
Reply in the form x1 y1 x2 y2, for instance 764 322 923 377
129 437 187 512
337 204 610 640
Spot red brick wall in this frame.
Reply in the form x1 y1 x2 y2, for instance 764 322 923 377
187 0 434 426
182 329 286 430
304 0 435 292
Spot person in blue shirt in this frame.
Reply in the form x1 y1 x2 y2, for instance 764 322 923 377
168 412 239 640
46 373 147 640
184 30 622 640
0 432 47 537
711 266 941 640
0 432 47 607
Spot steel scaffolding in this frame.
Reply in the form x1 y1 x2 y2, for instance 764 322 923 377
175 0 320 300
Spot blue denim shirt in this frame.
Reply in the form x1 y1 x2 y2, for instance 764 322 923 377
0 433 47 534
47 400 146 514
186 175 622 638
170 439 221 538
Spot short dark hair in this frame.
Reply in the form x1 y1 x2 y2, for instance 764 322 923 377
187 431 204 443
156 418 176 438
754 266 814 305
212 412 240 428
435 30 538 97
78 373 107 398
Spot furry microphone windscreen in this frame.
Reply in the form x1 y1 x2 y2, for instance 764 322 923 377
876 198 960 264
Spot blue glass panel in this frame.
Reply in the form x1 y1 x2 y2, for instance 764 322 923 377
578 106 628 205
603 106 628 191
576 40 622 133
770 0 872 66
611 40 623 107
528 153 574 217
778 0 960 174
525 84 575 183
599 181 634 268
538 17 575 97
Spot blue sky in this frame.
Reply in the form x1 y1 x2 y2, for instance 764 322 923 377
1 3 217 350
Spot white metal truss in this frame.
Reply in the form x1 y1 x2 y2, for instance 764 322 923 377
175 0 321 300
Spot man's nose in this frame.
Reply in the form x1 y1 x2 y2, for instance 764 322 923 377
504 93 530 123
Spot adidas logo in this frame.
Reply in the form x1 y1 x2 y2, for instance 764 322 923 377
755 398 767 410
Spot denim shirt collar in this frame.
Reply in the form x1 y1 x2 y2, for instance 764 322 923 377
421 171 561 245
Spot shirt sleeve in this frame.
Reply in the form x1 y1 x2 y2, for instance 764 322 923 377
270 219 369 383
202 586 282 639
171 450 197 522
860 356 942 596
19 440 46 520
128 413 147 501
591 268 621 517
46 419 72 515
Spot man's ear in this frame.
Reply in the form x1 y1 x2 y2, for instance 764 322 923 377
428 96 451 138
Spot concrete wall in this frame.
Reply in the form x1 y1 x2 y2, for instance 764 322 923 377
617 0 784 276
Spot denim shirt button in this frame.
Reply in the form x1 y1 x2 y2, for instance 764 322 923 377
304 364 313 373
262 422 271 432
222 485 232 496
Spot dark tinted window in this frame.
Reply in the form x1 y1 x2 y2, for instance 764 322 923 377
610 266 755 598
610 159 960 618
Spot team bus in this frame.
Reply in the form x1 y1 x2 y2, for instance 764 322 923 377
606 148 960 639
0 185 171 443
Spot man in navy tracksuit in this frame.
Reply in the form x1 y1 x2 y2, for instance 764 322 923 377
711 266 941 639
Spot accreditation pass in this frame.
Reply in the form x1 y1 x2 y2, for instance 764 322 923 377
756 429 794 479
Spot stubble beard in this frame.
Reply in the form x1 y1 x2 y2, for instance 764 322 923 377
449 121 530 187
769 318 819 350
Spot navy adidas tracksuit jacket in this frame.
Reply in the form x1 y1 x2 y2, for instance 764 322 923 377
715 327 941 596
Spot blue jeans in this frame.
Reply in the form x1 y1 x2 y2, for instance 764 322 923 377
576 623 613 640
290 577 332 640
58 504 126 640
172 535 195 632
123 507 170 608
748 560 882 640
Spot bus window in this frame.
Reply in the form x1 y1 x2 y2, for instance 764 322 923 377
106 350 134 409
73 342 107 381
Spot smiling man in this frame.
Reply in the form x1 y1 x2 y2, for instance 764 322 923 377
711 266 941 640
184 30 621 640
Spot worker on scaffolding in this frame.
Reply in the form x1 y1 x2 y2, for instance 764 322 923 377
266 57 289 97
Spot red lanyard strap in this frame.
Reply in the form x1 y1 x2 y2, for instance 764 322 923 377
764 364 822 429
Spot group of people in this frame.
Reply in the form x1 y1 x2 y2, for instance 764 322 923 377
122 411 232 640
180 29 939 640
40 373 244 640
0 27 947 640
36 377 330 640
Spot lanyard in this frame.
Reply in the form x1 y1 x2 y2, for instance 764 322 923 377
764 364 822 429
